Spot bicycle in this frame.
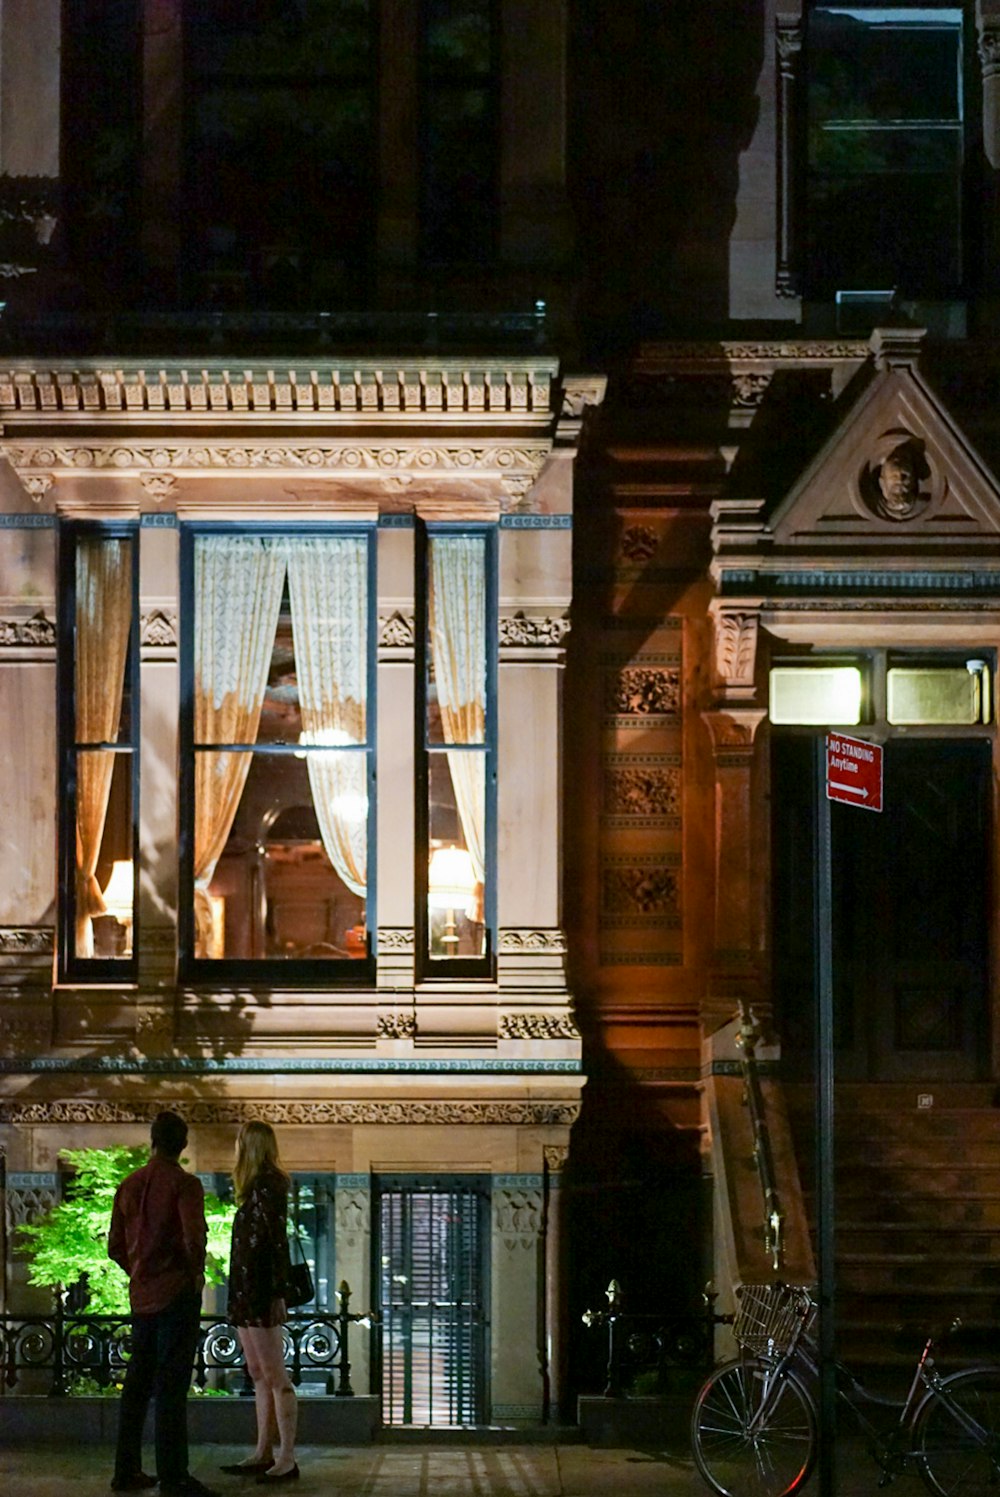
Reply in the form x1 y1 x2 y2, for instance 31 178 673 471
690 1281 1000 1497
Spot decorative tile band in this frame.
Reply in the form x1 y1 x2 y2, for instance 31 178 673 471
0 1055 582 1075
0 514 55 528
7 1172 59 1190
378 514 415 528
721 569 1000 594
499 514 571 529
492 1174 544 1189
335 1173 371 1190
140 513 178 528
0 1099 583 1126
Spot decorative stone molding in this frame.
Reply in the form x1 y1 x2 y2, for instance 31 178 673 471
378 611 415 649
139 472 177 501
0 613 56 647
701 707 767 769
21 473 53 502
0 1099 582 1126
604 665 681 717
6 1179 59 1228
377 928 415 955
493 1186 543 1251
0 927 54 953
140 609 177 648
497 929 567 954
602 865 679 917
335 1186 371 1248
135 1007 173 1042
604 765 680 819
543 1145 569 1173
376 1012 417 1040
979 25 1000 79
559 376 608 420
499 1013 580 1041
713 610 759 697
4 442 553 484
619 524 659 563
498 611 570 648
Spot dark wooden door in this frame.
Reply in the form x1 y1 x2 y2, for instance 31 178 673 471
773 737 990 1082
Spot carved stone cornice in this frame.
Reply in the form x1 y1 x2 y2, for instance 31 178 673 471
376 1012 417 1040
140 609 177 648
0 1098 583 1126
543 1145 569 1172
0 614 56 647
0 927 54 953
139 472 177 501
377 928 415 955
0 362 557 418
21 473 53 501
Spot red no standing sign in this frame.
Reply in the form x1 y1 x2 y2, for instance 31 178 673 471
826 733 883 813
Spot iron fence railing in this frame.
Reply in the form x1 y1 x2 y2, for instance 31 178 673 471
582 1280 715 1397
736 1003 784 1272
0 1281 374 1398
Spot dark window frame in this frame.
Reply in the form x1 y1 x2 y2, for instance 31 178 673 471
57 520 141 985
177 521 378 988
415 521 498 982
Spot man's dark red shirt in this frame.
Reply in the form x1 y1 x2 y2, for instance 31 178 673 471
108 1154 207 1314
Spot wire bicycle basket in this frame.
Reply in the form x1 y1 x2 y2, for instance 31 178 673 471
732 1282 814 1356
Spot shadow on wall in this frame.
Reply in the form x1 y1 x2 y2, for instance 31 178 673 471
568 0 765 356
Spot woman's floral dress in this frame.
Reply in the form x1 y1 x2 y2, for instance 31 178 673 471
227 1164 290 1327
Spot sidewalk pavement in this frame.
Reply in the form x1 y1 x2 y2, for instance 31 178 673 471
0 1437 926 1497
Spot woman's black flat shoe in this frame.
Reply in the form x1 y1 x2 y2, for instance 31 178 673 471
256 1465 299 1484
220 1462 274 1476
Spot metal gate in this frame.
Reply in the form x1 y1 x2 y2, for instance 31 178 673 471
375 1176 489 1425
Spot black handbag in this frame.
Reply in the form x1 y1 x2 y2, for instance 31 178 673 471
285 1228 314 1309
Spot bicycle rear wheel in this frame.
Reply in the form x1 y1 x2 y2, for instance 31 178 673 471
914 1365 1000 1497
691 1357 817 1497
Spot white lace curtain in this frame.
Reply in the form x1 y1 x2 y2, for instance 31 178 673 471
74 537 132 957
286 536 368 898
429 536 487 919
193 534 369 954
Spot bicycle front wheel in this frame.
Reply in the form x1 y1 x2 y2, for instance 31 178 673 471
691 1357 817 1497
915 1365 1000 1497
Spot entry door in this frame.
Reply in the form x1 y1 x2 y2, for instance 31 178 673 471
773 737 990 1081
375 1177 489 1425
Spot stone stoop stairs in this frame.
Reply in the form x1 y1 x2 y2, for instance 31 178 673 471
785 1083 1000 1369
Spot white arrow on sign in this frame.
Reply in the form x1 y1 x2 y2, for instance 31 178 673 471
829 781 869 799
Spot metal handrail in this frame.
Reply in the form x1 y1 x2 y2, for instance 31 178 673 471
736 1003 784 1272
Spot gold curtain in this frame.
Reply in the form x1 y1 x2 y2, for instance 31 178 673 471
74 537 132 957
193 537 286 955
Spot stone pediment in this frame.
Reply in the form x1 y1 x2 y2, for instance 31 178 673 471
768 338 1000 555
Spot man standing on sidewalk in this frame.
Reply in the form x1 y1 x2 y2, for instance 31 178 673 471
108 1110 216 1497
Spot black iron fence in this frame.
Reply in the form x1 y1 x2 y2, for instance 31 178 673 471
1 1282 374 1398
582 1280 717 1397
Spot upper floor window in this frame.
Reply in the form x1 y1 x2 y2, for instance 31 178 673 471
58 524 140 981
179 529 375 984
420 0 500 264
417 527 496 976
805 5 965 299
184 0 377 306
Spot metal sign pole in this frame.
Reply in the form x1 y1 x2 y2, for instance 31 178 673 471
815 736 837 1497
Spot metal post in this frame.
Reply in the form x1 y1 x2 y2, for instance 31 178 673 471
336 1280 354 1396
49 1285 66 1397
602 1279 622 1398
815 739 837 1497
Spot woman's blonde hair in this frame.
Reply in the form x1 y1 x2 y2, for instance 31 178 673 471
233 1120 289 1202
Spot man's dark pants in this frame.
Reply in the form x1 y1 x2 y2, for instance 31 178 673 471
113 1290 200 1486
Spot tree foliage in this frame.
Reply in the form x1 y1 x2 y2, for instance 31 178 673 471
15 1146 236 1315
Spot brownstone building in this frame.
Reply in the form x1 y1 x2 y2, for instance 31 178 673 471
2 0 1000 1424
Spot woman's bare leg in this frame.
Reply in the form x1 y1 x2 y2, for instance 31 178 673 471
237 1327 277 1465
240 1324 297 1476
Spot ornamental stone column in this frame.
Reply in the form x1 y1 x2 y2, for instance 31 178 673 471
543 1144 568 1421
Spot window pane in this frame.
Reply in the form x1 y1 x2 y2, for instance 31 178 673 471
769 667 863 725
887 667 984 725
194 749 367 960
76 749 133 959
428 751 485 958
810 10 961 123
75 536 133 744
427 535 486 746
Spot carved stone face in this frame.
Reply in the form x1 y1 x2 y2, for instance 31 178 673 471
876 445 921 519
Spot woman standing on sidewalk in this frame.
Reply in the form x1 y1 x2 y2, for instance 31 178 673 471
221 1121 299 1485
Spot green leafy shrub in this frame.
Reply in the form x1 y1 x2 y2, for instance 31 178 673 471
16 1145 237 1315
